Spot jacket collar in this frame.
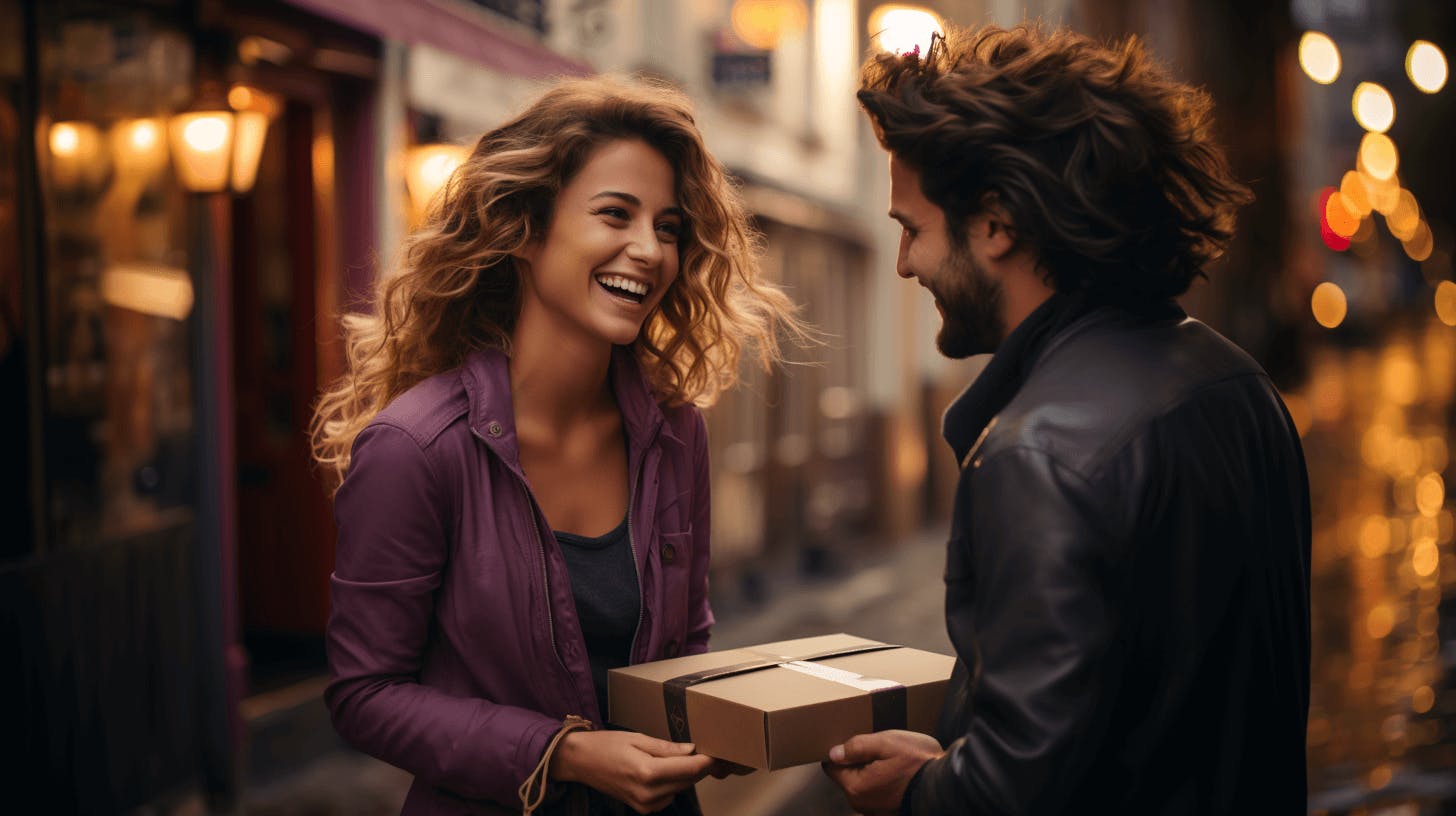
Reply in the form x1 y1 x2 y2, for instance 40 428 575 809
460 345 680 469
942 293 1186 467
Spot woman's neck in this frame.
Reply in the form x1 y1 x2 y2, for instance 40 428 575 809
508 311 616 434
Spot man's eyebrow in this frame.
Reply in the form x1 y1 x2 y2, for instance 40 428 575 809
590 191 685 218
888 209 914 227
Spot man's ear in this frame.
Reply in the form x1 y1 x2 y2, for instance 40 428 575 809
976 193 1018 260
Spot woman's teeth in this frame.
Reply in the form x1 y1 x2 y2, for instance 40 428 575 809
596 275 648 303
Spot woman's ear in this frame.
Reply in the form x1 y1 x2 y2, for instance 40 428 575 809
511 239 539 277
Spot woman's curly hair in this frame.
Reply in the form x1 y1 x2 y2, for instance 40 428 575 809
311 76 801 485
858 23 1253 300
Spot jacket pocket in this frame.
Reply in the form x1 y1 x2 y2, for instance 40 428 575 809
657 529 693 570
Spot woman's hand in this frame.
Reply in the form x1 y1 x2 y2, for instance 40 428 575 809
705 759 755 779
548 730 715 814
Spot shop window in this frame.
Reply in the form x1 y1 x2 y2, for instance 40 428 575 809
35 6 197 546
1 0 30 559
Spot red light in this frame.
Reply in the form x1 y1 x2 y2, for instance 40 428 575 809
1317 186 1349 251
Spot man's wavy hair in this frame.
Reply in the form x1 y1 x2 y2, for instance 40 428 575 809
858 24 1253 300
311 76 800 486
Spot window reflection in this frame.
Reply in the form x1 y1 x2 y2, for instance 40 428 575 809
36 9 196 544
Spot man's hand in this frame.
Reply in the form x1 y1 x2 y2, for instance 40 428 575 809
549 730 714 814
821 730 943 816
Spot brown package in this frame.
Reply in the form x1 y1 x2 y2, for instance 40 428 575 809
607 633 955 770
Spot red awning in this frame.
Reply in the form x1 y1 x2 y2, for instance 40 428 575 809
282 0 592 78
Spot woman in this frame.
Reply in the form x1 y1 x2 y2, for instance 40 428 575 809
311 77 797 815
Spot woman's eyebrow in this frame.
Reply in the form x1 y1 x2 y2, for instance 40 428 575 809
590 191 684 218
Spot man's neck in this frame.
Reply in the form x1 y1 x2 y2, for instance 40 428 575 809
997 257 1056 341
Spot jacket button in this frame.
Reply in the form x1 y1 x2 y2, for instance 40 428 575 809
664 640 680 659
486 421 503 437
661 541 677 563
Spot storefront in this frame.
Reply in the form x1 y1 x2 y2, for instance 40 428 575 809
1 0 381 808
3 0 602 808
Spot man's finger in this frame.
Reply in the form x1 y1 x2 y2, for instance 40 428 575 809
828 733 887 765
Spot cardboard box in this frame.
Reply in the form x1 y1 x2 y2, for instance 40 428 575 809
607 633 955 770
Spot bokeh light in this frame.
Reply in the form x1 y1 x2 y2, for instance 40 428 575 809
1312 282 1348 328
1416 473 1446 517
1404 221 1434 262
1387 190 1421 241
1340 171 1372 216
731 0 809 50
869 5 944 55
1352 82 1395 133
1436 281 1456 327
128 120 159 151
1325 191 1360 238
1364 171 1401 215
1299 31 1342 84
49 122 80 156
1413 540 1440 578
1360 515 1391 557
1407 40 1448 93
1318 187 1351 251
1358 133 1399 181
1413 685 1436 714
1367 604 1395 638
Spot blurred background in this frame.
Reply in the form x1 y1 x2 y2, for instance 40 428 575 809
1 0 1453 813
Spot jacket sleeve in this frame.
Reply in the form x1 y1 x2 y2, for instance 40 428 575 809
908 446 1122 815
325 422 562 807
684 407 714 655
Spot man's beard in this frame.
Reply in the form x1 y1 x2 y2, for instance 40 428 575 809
931 243 1005 359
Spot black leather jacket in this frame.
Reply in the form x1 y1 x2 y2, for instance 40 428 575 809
907 304 1311 814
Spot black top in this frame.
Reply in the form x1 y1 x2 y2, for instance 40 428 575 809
906 296 1311 815
556 516 678 816
555 514 640 722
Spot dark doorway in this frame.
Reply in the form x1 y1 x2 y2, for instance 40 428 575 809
231 95 338 695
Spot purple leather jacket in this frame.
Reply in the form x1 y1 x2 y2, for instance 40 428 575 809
325 345 713 814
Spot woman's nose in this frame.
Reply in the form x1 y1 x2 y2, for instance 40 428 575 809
625 223 663 267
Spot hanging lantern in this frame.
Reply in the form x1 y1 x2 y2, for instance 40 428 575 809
168 81 275 194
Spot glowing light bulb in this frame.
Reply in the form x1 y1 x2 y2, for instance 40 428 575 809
129 120 159 151
183 116 230 152
50 122 80 156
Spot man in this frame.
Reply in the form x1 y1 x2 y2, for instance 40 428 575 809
823 24 1311 815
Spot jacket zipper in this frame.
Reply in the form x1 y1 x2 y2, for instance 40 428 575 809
625 452 645 664
472 427 569 676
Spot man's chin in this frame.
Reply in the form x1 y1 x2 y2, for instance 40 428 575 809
936 327 998 359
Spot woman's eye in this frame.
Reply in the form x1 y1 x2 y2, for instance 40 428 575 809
595 206 629 220
656 222 682 241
